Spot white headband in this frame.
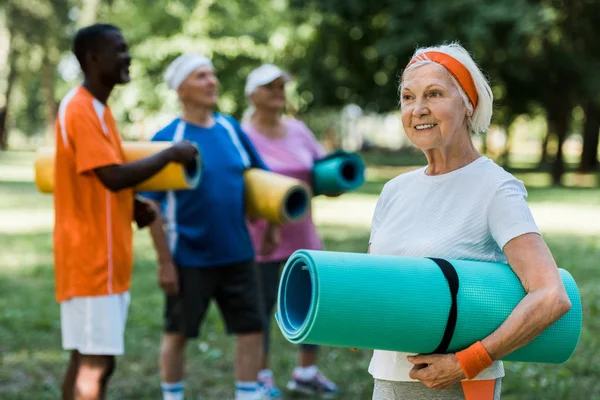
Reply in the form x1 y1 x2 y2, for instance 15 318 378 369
164 54 213 90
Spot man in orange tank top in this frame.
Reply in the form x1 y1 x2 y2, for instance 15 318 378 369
54 24 198 400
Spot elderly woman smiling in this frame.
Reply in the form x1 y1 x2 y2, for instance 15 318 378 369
367 43 572 400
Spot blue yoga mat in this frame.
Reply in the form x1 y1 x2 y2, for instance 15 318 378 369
276 250 582 364
312 151 365 196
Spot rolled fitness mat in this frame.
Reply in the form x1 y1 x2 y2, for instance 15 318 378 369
244 168 311 225
276 250 581 364
34 142 202 193
312 151 365 196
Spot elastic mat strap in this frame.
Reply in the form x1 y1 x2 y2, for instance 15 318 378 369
427 257 460 354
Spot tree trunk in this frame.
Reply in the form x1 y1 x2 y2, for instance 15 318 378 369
579 102 600 172
0 34 18 151
539 129 552 166
40 51 58 138
499 116 518 168
0 109 7 151
549 104 569 186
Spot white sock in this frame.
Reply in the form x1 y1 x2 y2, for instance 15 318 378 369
161 381 184 400
235 381 260 400
258 369 273 380
294 365 318 381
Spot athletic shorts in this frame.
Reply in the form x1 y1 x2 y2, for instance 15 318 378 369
60 291 130 356
372 379 502 400
164 259 263 338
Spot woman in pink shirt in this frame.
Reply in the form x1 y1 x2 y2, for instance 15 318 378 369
244 64 340 399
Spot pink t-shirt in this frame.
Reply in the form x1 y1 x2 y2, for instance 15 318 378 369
244 118 326 263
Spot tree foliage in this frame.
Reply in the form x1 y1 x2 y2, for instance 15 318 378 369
1 0 598 180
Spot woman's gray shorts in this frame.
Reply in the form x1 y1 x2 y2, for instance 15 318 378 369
372 379 501 400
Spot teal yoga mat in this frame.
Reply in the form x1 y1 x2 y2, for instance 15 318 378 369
312 151 365 196
276 250 582 364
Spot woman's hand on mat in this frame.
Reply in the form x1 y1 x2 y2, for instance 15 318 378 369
134 197 157 229
407 354 465 390
260 224 281 256
158 260 179 295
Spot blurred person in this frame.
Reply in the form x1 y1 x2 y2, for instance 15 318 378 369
368 43 572 399
243 64 340 399
142 54 278 400
55 24 198 400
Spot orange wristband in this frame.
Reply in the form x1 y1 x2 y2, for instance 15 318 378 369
455 341 494 380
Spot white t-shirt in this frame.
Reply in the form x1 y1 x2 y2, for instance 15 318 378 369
368 156 540 382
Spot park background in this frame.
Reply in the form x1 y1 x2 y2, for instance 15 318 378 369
0 0 599 398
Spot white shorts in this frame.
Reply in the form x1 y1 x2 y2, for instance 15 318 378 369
60 292 130 355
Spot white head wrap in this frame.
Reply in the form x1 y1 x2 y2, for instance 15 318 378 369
164 53 213 90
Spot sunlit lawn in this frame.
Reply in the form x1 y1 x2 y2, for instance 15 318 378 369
0 150 598 399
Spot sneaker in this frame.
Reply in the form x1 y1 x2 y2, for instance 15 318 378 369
253 384 278 400
236 385 273 400
286 369 339 399
258 371 283 399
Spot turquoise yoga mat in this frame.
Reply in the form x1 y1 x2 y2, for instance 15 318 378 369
276 250 582 364
312 151 365 196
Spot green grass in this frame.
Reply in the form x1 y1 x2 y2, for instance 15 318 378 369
0 151 599 399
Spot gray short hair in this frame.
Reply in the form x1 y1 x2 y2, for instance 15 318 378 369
400 42 493 134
